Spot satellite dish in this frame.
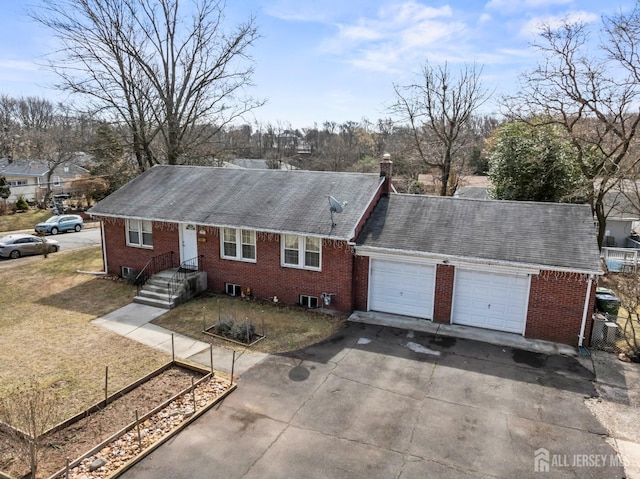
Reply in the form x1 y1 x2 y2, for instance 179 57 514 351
328 195 348 227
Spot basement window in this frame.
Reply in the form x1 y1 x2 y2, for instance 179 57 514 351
299 295 319 308
225 283 242 297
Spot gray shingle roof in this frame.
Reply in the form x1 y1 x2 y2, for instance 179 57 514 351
356 194 602 273
0 158 89 178
89 165 382 239
454 186 490 200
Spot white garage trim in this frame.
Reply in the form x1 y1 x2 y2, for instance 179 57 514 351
452 269 531 335
368 258 435 319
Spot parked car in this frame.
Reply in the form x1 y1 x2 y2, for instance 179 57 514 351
35 214 84 235
0 234 60 259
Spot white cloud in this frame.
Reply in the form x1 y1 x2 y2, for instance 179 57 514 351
520 10 599 37
486 0 573 12
0 59 39 71
319 1 467 71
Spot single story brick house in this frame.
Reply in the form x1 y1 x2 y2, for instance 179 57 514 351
89 157 603 346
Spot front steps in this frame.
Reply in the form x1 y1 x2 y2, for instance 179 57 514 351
134 268 207 309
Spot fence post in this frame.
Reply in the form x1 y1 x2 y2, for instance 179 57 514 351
104 366 108 406
191 377 196 412
65 457 70 479
231 350 236 385
171 333 175 362
210 345 214 376
135 410 142 449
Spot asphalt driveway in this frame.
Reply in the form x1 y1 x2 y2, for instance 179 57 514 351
122 322 625 478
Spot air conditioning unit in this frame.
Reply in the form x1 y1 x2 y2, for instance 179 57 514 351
299 295 319 308
225 283 242 297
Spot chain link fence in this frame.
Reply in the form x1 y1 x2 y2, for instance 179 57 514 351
589 312 640 356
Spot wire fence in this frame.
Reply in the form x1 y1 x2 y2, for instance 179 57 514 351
590 313 628 354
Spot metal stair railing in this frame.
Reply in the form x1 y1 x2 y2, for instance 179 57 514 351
167 255 205 301
135 251 176 295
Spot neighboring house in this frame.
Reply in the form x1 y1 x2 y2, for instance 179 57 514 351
0 158 89 203
89 158 603 346
601 191 640 248
222 158 298 170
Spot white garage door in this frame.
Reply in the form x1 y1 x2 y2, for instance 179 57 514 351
452 270 529 334
369 259 435 319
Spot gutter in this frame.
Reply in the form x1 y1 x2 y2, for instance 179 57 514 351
88 212 354 242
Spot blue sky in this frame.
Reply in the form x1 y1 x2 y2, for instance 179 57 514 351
0 0 634 129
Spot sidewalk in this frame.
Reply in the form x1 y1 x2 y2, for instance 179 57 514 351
91 303 268 377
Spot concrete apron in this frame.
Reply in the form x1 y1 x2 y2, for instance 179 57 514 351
348 310 578 357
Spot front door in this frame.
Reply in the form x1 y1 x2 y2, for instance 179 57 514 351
180 223 199 267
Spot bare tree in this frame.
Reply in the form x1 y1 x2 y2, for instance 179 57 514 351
30 0 264 170
391 62 490 196
503 7 640 247
0 380 62 478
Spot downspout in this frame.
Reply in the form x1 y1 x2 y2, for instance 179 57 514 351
578 274 595 347
101 221 108 273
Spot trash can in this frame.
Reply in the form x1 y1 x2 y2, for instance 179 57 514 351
595 288 621 320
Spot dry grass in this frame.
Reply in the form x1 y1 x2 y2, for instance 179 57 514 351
153 293 346 354
0 232 346 421
0 209 51 233
0 246 169 417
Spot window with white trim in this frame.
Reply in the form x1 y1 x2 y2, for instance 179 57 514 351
8 179 27 186
281 234 321 270
221 227 256 261
53 176 61 187
126 219 153 248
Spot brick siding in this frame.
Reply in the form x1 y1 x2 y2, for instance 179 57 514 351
526 271 596 345
433 264 454 323
103 220 355 313
353 255 370 311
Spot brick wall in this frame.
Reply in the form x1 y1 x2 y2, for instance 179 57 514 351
526 271 595 345
103 220 356 313
353 255 370 311
433 264 454 323
103 219 179 275
197 228 355 312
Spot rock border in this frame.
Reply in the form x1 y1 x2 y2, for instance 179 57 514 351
45 361 235 479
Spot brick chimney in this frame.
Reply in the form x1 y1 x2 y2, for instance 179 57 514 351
380 153 393 196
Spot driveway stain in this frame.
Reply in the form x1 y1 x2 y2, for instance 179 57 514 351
512 348 546 368
289 364 311 381
230 409 262 433
429 335 457 348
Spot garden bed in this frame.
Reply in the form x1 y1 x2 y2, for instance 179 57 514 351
0 362 233 479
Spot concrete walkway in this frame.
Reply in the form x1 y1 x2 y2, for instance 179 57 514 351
91 303 267 377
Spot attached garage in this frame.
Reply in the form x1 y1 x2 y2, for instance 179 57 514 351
452 269 530 334
369 259 435 319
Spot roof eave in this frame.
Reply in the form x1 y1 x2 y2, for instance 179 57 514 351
88 211 354 241
354 245 603 276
